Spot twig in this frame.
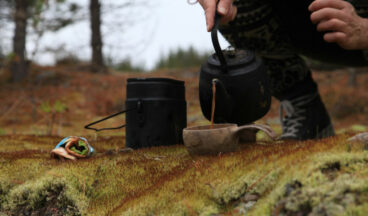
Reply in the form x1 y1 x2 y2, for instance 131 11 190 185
0 94 25 122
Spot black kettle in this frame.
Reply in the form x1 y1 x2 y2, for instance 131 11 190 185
199 15 271 125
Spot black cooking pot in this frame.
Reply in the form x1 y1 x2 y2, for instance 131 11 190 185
85 78 187 149
199 15 271 125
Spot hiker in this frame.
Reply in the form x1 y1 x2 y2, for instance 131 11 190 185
195 0 368 140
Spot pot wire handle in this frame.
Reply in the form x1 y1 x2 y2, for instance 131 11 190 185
211 13 228 73
84 101 141 132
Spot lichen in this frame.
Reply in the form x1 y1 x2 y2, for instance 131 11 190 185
267 152 368 216
214 176 248 204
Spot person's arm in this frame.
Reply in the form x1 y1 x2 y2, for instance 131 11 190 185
309 0 368 50
197 0 237 32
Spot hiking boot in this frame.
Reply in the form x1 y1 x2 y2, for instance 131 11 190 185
279 91 335 140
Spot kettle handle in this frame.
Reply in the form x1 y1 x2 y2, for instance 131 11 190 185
211 13 228 73
84 101 141 132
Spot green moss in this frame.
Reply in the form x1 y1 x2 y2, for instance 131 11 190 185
0 181 13 210
199 205 219 216
2 176 87 216
344 202 368 216
2 135 368 215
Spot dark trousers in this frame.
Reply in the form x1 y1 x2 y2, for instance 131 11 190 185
219 0 368 99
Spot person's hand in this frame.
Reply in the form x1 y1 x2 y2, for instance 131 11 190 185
309 0 368 50
198 0 237 32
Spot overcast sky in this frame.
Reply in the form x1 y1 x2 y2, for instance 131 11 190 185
21 0 229 70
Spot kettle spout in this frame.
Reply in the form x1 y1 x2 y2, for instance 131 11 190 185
212 78 233 123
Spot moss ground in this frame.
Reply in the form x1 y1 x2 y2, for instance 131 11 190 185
1 134 368 215
1 66 368 215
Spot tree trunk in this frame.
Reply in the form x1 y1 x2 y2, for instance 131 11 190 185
11 0 29 82
89 0 105 72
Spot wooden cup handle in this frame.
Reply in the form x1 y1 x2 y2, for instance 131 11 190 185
235 124 277 141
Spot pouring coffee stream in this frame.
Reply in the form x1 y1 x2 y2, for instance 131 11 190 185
210 79 217 129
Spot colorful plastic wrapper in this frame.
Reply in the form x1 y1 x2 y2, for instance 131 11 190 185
51 136 94 160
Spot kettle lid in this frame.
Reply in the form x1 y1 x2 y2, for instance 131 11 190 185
208 48 256 68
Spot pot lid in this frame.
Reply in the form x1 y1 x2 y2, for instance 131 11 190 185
208 49 255 68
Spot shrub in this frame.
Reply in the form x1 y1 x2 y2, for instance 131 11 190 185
155 46 210 70
113 58 145 72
